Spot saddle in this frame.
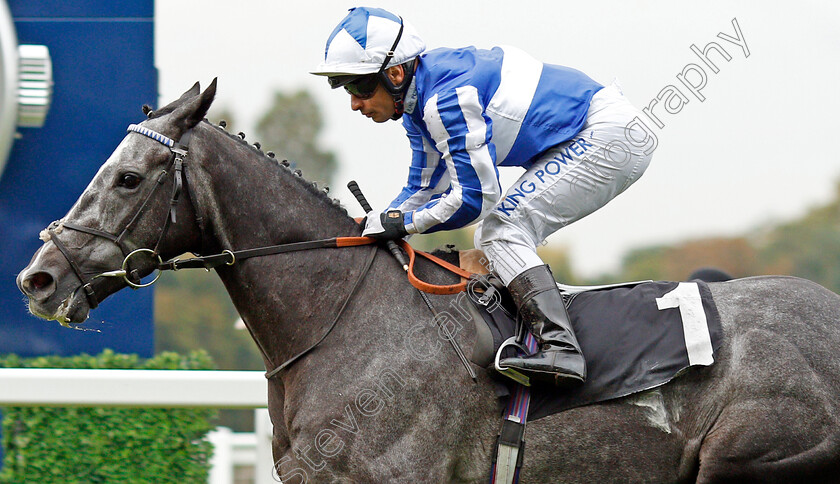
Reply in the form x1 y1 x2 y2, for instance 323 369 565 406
445 249 724 421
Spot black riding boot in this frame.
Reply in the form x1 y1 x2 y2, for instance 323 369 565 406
499 265 586 387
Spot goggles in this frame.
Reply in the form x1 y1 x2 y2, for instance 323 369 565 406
343 75 380 99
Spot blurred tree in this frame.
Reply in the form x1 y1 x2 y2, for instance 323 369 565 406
609 180 840 289
155 271 262 371
756 180 840 293
619 237 760 282
613 246 666 282
255 90 337 187
537 244 579 284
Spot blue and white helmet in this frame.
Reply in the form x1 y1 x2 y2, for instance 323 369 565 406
311 7 425 78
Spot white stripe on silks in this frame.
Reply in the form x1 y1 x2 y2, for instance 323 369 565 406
392 137 441 213
455 85 501 216
486 46 543 162
395 174 451 214
420 136 440 187
418 93 463 228
656 282 715 366
431 168 450 192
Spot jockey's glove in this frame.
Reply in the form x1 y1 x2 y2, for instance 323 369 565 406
362 210 410 240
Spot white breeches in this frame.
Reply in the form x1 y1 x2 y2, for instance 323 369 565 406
475 82 655 285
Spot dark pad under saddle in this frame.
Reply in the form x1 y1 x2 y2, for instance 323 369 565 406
471 280 723 421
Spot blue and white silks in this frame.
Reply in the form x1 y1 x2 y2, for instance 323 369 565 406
389 45 603 234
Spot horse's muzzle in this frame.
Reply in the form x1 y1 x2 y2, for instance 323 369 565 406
17 251 92 325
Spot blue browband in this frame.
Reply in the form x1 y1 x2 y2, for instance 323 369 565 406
127 124 176 148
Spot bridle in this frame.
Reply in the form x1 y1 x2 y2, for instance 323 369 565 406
45 124 200 310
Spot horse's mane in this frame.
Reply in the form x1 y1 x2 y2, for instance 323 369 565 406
143 104 350 219
212 120 351 217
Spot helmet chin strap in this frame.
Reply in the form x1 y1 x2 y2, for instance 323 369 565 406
380 58 417 120
390 98 404 120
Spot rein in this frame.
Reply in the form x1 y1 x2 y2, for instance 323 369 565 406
162 236 474 295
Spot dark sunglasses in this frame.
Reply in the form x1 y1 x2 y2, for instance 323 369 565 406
344 75 380 99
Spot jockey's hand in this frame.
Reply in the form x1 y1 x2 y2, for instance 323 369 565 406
362 210 409 240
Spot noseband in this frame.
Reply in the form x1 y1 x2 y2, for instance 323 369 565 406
45 124 197 310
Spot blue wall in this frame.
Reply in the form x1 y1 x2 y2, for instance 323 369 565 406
0 0 156 358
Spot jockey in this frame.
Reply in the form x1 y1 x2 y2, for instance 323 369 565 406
312 7 653 387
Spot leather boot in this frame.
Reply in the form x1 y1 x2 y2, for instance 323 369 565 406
499 265 586 387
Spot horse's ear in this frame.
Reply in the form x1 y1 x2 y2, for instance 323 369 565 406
187 78 216 127
171 78 217 130
146 81 202 118
183 81 201 98
170 81 201 103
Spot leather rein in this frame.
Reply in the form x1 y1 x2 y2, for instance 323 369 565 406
45 123 474 377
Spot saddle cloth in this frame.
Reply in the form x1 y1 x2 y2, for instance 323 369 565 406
467 279 723 421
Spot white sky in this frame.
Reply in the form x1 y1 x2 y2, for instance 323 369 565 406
156 0 840 277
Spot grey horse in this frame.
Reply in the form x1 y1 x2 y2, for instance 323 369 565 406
17 81 840 483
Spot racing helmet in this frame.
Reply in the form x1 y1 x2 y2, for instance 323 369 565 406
311 7 425 81
311 7 424 118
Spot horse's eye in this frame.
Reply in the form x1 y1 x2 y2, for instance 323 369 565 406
118 172 142 189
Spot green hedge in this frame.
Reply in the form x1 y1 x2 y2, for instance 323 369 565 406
0 350 217 484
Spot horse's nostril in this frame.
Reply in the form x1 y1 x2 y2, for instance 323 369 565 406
29 272 53 290
21 271 55 298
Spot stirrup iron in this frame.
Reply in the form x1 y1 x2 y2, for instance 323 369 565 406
494 336 532 387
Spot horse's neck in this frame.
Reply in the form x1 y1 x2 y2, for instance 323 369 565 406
192 126 359 250
219 246 376 369
191 126 371 366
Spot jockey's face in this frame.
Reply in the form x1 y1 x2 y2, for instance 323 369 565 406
349 82 394 123
349 66 404 123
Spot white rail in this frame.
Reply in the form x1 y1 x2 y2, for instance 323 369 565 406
0 368 276 484
0 368 266 407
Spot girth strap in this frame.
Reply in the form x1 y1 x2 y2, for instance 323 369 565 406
491 333 537 484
